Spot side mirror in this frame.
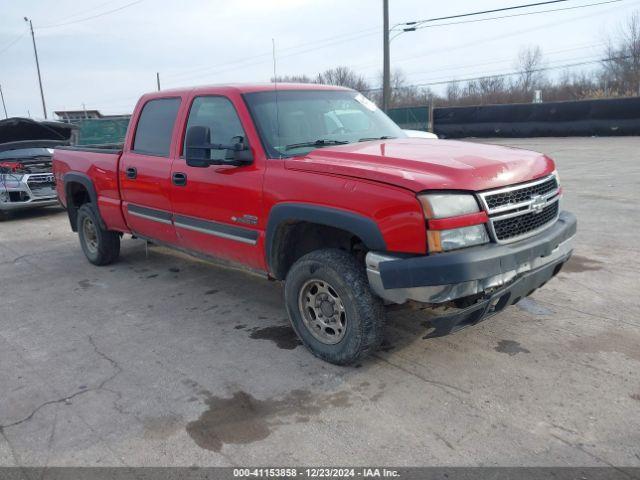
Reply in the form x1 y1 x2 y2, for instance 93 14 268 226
185 126 253 168
185 126 212 168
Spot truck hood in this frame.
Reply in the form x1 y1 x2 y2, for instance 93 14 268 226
284 138 555 192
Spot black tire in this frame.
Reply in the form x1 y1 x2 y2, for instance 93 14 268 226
77 203 120 266
284 248 385 365
0 210 10 221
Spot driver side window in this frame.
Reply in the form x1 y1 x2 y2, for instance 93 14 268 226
184 96 246 161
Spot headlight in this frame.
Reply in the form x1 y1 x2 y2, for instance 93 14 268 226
419 193 490 252
418 193 480 218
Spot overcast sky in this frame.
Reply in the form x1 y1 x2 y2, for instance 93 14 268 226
1 0 638 118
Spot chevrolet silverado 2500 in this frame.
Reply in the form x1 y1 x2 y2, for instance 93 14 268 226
53 84 576 365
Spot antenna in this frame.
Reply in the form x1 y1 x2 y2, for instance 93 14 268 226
272 38 281 157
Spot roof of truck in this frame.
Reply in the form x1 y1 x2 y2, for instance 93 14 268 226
142 83 352 98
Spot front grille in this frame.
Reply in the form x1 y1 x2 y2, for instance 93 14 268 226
22 157 53 174
27 175 56 198
478 174 561 244
485 176 558 210
493 201 559 241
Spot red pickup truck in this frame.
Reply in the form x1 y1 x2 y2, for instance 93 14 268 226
53 84 576 365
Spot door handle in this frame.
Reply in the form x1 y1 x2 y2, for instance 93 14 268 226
125 167 137 179
172 172 187 186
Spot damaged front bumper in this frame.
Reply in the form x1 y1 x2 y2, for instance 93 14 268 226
366 211 576 332
0 173 58 211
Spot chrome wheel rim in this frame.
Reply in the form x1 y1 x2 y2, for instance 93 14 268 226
82 217 98 254
298 279 347 345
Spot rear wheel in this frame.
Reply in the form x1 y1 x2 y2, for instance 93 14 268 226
284 249 385 365
77 204 120 265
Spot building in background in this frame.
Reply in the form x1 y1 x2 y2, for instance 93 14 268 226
54 109 130 122
54 109 102 121
53 110 131 145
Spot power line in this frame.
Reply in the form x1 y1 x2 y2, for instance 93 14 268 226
407 53 609 85
142 2 587 85
163 27 381 82
385 1 580 106
364 42 605 81
164 29 384 86
396 0 570 29
169 0 612 87
68 0 635 108
37 0 144 29
363 54 632 91
0 33 26 56
352 0 636 71
408 0 623 32
40 0 126 26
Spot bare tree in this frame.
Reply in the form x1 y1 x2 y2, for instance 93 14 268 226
270 74 314 83
271 18 640 111
602 10 640 96
369 69 434 108
446 81 462 105
546 70 599 101
514 45 546 98
270 67 370 93
460 76 510 105
316 66 370 92
481 76 510 104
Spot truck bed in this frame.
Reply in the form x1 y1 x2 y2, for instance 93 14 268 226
53 146 128 232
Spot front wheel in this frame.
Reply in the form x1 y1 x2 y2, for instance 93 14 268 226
77 203 120 265
284 249 385 365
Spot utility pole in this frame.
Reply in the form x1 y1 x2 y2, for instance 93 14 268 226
156 72 161 91
24 17 47 119
0 84 7 118
382 0 390 112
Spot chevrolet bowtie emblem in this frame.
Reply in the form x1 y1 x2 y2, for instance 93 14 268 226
530 195 546 214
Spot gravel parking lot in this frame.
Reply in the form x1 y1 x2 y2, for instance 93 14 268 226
1 137 639 467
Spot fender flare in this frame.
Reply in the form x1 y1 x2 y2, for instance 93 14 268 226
63 172 102 231
265 203 387 277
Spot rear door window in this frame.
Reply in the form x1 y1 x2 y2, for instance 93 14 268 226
133 98 181 156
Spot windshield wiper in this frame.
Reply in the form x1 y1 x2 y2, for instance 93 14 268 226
358 136 396 142
284 139 349 151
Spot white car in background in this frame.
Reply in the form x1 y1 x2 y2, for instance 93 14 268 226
403 129 438 139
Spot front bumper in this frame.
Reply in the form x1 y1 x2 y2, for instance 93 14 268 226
0 173 58 211
366 211 576 306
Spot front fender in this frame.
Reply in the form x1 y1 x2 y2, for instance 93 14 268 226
265 203 387 276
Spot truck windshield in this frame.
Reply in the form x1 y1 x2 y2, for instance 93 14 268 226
243 89 405 157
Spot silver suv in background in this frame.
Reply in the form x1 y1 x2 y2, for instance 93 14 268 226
0 118 76 219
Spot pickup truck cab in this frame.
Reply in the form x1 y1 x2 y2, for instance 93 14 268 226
53 83 576 365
